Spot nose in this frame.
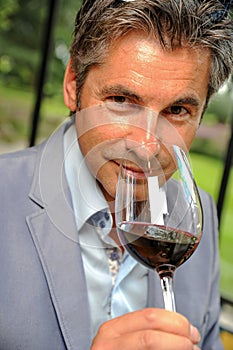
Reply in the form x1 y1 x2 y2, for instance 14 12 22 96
125 138 161 158
125 106 161 150
124 117 162 171
124 140 162 175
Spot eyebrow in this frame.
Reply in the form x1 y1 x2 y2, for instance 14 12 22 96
172 97 201 108
99 84 143 103
99 84 201 108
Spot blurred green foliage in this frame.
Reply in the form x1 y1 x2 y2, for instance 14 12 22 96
0 0 19 31
0 0 82 92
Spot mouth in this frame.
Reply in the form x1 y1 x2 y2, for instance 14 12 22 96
113 158 144 171
113 159 164 179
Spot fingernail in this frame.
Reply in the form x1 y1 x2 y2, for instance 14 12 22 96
193 346 201 350
190 325 201 343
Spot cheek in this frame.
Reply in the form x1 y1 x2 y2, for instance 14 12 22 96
77 130 121 192
78 127 111 164
182 127 197 150
78 134 104 179
170 124 198 152
78 124 127 152
78 133 101 156
97 162 119 198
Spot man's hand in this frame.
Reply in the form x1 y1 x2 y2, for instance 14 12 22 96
91 308 201 350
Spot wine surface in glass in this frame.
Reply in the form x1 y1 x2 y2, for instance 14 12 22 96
117 222 200 270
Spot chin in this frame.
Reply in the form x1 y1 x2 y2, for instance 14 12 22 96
97 166 119 200
97 176 117 202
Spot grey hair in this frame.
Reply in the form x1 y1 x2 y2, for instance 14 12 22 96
70 0 233 108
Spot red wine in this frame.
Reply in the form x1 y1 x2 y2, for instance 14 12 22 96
117 222 199 270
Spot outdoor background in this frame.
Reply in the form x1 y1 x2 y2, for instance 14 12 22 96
0 0 233 330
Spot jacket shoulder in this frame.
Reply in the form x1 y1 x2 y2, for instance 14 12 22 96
0 146 38 181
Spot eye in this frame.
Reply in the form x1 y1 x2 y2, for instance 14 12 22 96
162 105 190 121
106 95 132 105
170 106 186 115
111 96 127 104
105 97 142 116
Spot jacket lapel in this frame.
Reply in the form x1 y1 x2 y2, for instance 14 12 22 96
27 121 92 350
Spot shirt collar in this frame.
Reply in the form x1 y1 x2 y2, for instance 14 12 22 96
63 123 112 234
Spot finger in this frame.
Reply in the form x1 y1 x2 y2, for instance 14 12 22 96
97 308 199 341
92 329 200 350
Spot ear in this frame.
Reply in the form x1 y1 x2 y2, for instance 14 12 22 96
63 59 77 111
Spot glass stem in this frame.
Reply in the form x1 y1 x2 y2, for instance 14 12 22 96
157 265 176 312
160 275 176 311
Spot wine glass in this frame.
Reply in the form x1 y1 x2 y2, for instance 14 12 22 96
115 142 203 311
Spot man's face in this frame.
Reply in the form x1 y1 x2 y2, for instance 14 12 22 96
74 31 210 201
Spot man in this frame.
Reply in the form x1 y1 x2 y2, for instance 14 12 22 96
0 1 233 349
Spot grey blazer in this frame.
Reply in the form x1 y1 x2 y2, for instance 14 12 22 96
0 121 223 350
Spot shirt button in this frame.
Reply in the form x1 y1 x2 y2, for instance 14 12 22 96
105 212 110 221
99 220 106 229
110 251 119 261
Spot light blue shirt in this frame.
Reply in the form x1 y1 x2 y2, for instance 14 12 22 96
64 124 148 337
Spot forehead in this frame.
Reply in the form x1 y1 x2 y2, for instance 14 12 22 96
85 31 211 106
105 31 210 74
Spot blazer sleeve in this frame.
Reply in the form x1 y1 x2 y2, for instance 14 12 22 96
199 190 224 350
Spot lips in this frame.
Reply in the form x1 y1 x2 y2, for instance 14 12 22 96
108 145 173 175
113 159 144 173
